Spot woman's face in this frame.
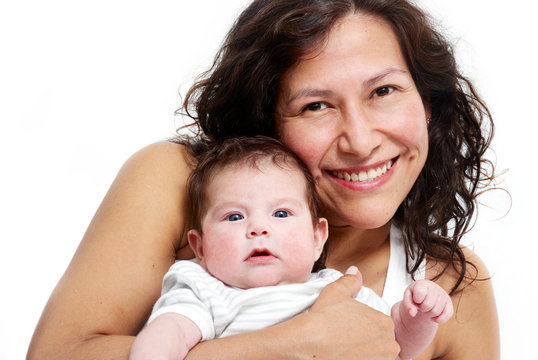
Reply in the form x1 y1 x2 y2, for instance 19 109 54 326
276 14 429 229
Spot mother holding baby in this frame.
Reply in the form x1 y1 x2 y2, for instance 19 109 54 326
28 0 499 359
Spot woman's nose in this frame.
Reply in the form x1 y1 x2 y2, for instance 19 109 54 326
337 107 382 157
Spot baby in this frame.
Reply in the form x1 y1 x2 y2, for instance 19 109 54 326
130 136 453 360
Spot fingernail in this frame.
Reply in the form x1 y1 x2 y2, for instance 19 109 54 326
345 266 358 275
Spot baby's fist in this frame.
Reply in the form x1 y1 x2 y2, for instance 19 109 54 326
403 280 453 324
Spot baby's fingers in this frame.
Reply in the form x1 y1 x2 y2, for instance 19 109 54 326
433 298 454 324
403 287 418 317
411 281 439 312
410 280 429 305
418 290 440 313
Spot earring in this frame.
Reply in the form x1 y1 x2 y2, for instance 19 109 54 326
426 117 432 127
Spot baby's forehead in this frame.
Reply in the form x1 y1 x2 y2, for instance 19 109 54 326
208 160 310 196
200 157 318 222
217 157 304 177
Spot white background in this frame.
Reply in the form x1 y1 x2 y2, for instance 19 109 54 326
0 0 535 358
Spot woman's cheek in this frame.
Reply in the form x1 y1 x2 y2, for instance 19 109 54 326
396 123 426 145
390 103 429 146
280 125 328 177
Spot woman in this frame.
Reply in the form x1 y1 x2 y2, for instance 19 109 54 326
27 0 499 359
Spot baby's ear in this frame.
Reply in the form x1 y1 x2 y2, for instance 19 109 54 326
188 229 204 262
313 218 329 260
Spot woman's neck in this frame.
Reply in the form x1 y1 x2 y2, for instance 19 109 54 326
325 222 391 294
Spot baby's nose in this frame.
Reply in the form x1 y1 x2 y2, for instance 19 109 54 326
249 229 268 237
246 222 270 238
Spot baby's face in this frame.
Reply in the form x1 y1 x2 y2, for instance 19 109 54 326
188 160 327 289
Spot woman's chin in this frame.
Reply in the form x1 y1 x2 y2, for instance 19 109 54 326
323 206 395 230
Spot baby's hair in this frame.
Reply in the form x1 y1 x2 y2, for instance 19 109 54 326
187 136 321 235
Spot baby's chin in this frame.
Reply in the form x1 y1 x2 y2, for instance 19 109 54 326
227 273 311 289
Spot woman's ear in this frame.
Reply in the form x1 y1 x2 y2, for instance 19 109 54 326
188 229 204 262
424 99 432 120
313 218 329 261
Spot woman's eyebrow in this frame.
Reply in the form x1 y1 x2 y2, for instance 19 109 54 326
363 68 408 88
285 89 335 106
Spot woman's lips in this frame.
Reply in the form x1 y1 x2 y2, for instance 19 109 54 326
330 157 397 183
327 156 399 191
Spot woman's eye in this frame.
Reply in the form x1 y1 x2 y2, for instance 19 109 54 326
273 210 289 218
302 102 328 112
374 86 395 97
226 213 244 221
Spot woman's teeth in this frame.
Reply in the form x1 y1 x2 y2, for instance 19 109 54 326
332 160 392 182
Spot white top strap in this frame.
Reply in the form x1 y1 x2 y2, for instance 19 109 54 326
381 223 426 307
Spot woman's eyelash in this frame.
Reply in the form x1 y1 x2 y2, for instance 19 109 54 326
373 86 395 97
300 86 396 112
301 102 328 112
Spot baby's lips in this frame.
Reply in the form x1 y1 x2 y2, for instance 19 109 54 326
245 248 276 260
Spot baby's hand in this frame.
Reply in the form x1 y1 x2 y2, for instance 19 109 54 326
403 280 453 324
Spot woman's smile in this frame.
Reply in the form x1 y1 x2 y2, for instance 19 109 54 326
330 157 396 183
328 156 398 191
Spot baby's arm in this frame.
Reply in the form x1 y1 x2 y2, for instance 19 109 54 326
129 312 202 360
391 280 453 360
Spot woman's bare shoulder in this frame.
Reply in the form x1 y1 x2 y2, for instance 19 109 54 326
424 247 500 359
122 141 193 177
27 141 197 359
112 140 195 253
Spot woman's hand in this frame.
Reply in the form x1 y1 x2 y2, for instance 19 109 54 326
186 266 400 360
305 266 400 359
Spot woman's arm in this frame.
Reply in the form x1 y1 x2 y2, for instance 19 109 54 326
186 271 400 360
421 248 500 360
27 142 192 360
130 313 202 360
27 142 400 360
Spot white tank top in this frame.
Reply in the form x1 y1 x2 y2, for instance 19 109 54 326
381 223 426 307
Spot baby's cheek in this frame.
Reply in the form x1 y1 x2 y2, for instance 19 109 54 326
204 242 237 277
284 231 318 278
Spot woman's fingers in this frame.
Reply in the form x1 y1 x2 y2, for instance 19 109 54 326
343 265 363 291
305 268 400 359
312 268 363 309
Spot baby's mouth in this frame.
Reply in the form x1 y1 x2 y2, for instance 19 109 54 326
330 157 397 183
246 248 276 260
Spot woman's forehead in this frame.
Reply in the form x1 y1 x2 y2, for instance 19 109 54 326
277 14 406 96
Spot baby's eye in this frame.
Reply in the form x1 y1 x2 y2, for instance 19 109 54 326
273 210 289 218
227 213 244 221
302 102 328 112
374 86 395 97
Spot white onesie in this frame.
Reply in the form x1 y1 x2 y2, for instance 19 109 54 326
149 223 425 340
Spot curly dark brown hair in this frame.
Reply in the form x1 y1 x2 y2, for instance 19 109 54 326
176 0 495 294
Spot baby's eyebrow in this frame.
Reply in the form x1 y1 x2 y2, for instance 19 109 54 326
272 198 306 209
208 202 242 213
